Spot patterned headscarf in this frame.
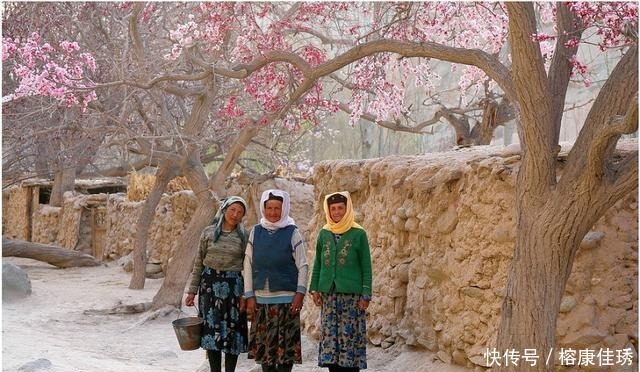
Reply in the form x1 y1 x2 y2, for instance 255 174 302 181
211 196 248 245
259 189 296 230
322 191 363 234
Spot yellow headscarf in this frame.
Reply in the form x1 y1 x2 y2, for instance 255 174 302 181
322 191 363 234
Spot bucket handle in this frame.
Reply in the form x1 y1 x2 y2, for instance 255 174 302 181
177 302 199 320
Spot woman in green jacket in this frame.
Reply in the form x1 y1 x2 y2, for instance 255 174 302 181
310 191 372 372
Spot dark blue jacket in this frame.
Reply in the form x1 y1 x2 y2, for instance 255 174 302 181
252 225 298 292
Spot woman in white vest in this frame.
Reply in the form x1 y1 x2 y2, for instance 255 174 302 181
244 189 308 372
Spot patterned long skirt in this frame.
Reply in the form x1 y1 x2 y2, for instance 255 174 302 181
248 303 302 365
198 268 248 355
318 293 367 369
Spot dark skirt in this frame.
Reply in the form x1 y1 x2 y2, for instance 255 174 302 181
198 267 248 355
248 303 302 365
318 293 367 369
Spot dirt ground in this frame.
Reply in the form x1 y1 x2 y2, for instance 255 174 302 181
2 257 469 372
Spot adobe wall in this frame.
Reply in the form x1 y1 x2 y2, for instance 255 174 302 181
3 186 32 240
17 177 314 272
301 143 638 369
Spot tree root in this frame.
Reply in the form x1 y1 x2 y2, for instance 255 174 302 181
121 305 177 333
83 301 152 315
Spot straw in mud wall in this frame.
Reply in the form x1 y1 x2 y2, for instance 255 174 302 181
127 171 191 202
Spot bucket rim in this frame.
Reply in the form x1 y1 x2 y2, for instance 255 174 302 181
172 316 204 326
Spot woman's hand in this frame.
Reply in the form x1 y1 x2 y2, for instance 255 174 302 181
358 298 369 311
246 296 257 316
312 292 323 307
185 293 196 307
290 292 304 315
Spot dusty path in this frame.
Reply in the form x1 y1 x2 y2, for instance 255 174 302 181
3 258 468 372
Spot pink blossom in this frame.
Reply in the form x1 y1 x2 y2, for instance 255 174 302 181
569 55 588 75
60 41 80 53
564 38 580 48
4 32 97 107
2 38 18 61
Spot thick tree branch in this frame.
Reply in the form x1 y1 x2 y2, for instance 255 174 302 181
180 144 211 202
208 123 259 195
548 4 584 145
507 3 556 197
587 97 638 182
231 51 313 78
564 45 638 187
228 39 514 101
606 149 638 200
129 4 146 63
183 77 216 136
315 40 514 101
93 71 212 90
3 238 101 268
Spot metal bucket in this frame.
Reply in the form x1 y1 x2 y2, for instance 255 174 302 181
172 316 204 351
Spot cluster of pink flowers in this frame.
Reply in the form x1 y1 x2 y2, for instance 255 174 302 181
368 80 408 123
218 96 245 119
302 46 325 67
568 2 638 51
347 91 366 128
3 32 97 109
5 2 635 131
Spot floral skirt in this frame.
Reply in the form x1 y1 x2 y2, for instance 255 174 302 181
198 267 248 355
318 293 367 369
248 303 302 365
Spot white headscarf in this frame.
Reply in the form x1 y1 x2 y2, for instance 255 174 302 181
259 189 296 230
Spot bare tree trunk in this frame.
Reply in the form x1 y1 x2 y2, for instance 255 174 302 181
49 167 76 207
129 162 177 289
497 208 585 371
3 238 101 268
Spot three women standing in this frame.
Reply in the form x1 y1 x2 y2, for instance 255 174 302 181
310 191 373 372
244 189 308 372
185 196 249 372
185 190 371 372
